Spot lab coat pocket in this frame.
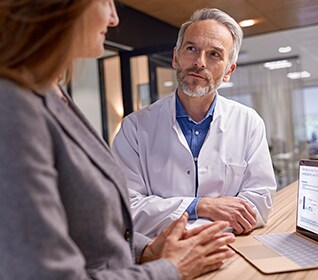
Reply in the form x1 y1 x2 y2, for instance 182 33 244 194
198 161 226 196
225 162 247 195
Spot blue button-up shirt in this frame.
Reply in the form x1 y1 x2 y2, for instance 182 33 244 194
176 93 217 219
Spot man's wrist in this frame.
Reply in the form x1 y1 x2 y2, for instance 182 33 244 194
197 196 210 218
194 197 201 218
186 197 200 219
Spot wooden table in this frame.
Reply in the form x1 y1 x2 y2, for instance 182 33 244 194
197 181 318 279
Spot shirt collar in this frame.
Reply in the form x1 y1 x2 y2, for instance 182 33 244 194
176 90 218 121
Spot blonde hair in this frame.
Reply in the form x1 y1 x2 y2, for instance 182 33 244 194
0 0 92 90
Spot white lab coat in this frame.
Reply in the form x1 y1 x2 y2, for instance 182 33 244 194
112 93 277 237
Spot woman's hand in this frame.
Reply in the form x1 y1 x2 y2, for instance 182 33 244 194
140 213 236 280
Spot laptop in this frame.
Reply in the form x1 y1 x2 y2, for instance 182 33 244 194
229 159 318 274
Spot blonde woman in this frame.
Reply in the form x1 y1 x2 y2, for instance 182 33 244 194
0 1 235 279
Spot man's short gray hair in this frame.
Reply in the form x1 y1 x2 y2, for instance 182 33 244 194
175 8 243 65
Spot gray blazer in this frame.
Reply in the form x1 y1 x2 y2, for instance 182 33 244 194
0 78 179 280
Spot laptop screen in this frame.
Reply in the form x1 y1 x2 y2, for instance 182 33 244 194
296 160 318 241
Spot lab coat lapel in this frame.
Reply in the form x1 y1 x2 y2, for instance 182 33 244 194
170 93 192 152
211 94 225 133
44 90 131 212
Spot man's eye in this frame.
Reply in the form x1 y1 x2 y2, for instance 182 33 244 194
186 46 197 52
210 52 220 57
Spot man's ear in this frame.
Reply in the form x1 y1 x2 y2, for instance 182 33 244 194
172 47 178 69
223 63 236 82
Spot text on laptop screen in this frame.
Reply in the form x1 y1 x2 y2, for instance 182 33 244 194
297 164 318 234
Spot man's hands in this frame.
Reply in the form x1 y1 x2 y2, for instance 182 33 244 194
197 196 257 234
140 213 235 280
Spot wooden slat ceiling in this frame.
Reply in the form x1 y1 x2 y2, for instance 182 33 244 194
117 0 318 37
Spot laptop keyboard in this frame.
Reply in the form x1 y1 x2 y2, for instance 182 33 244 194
254 233 318 268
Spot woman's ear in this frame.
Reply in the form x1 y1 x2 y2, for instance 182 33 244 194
223 63 236 82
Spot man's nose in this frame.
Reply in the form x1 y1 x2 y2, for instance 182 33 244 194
194 51 206 68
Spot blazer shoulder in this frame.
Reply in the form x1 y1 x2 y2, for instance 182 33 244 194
0 78 45 114
0 79 50 139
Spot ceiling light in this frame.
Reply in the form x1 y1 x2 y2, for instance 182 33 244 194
278 46 292 53
219 82 234 89
239 19 257 28
263 60 292 70
287 71 311 79
163 81 174 87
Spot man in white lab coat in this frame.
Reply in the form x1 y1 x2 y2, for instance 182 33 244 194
112 8 277 238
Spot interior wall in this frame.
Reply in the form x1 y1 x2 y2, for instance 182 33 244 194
72 58 102 136
108 1 178 49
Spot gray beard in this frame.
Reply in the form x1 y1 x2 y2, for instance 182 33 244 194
176 66 223 97
179 80 213 97
179 76 223 97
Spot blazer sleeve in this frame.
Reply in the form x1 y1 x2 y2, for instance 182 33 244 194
0 83 179 280
133 232 151 263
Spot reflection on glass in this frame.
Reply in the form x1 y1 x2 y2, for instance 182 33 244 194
130 56 149 111
156 67 177 99
138 84 151 108
103 55 123 145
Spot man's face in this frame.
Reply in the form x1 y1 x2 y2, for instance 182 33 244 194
173 19 236 97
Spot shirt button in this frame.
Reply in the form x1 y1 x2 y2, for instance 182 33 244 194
194 130 199 135
124 229 132 241
187 170 191 175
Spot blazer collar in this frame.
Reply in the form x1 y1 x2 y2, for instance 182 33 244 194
43 89 131 213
